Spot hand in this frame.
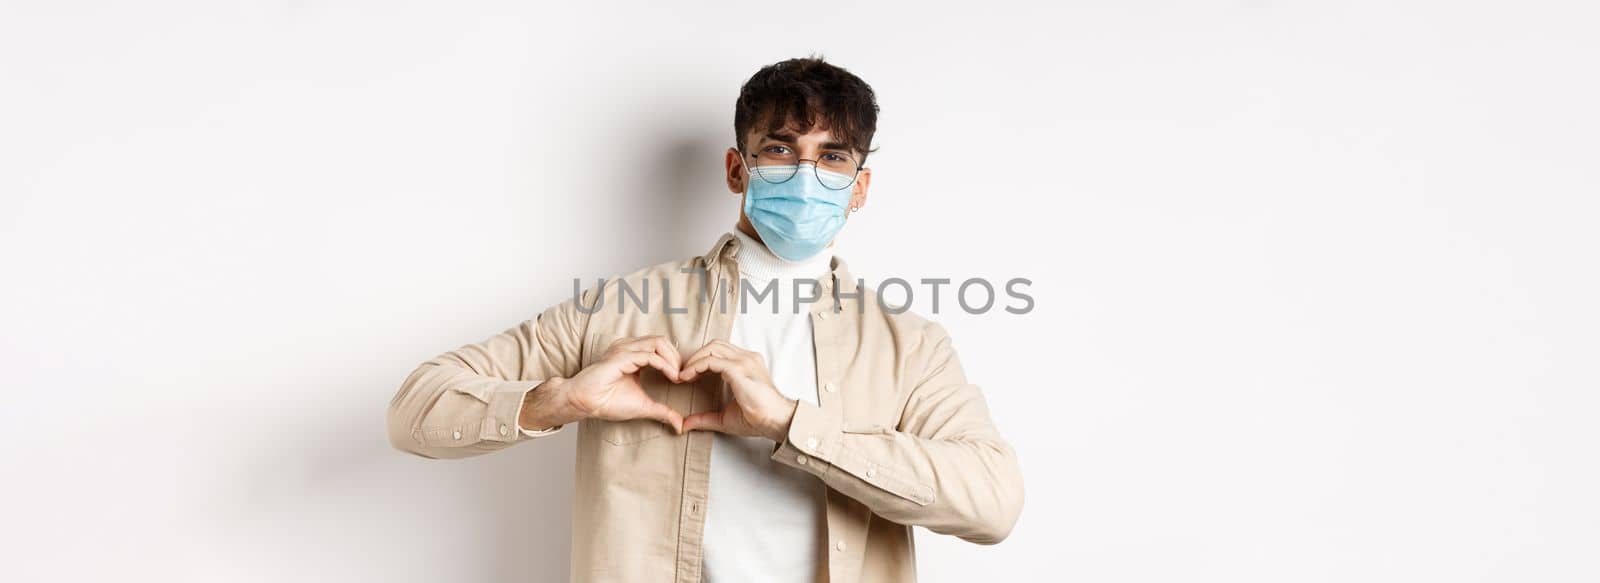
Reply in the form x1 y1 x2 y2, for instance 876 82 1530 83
550 336 685 433
677 340 798 442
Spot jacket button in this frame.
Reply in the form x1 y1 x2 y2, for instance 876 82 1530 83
499 424 510 436
835 540 846 552
823 382 837 393
796 454 809 465
452 429 462 440
806 437 819 450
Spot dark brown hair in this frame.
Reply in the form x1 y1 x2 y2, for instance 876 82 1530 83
734 56 880 165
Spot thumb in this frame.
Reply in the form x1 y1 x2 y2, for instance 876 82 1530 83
644 401 684 435
682 410 726 434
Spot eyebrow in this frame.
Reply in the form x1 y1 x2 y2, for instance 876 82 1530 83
761 132 853 152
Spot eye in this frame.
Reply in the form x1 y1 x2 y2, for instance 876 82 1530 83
763 145 792 155
821 152 848 162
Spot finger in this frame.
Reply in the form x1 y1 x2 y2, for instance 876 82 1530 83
643 401 684 435
615 336 682 379
706 339 747 358
682 410 726 433
615 351 675 379
677 352 726 382
650 336 683 379
709 340 761 371
678 342 715 368
684 339 742 361
679 342 739 379
677 354 739 383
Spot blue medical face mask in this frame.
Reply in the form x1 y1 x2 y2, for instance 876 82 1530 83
742 163 856 262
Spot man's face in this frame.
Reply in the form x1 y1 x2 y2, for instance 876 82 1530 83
724 120 873 246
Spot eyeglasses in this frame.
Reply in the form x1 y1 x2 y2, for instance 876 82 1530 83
745 147 863 190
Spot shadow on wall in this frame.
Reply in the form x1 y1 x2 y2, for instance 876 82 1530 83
205 126 733 580
613 111 739 263
223 399 584 581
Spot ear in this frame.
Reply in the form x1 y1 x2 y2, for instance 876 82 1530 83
849 166 872 211
725 147 747 195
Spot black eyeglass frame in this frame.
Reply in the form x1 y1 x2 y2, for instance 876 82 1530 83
744 151 866 191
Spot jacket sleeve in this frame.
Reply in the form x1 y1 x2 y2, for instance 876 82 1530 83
769 323 1025 544
386 288 595 460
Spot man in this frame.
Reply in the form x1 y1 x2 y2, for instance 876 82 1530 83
387 56 1023 583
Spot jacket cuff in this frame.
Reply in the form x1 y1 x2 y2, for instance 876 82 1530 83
770 400 844 474
769 399 936 506
482 380 564 442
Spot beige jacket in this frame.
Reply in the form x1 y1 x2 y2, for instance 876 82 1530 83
387 232 1024 582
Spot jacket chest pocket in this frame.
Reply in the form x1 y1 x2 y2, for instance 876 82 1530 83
597 371 684 446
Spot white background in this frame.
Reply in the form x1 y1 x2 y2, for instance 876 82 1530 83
3 1 1597 581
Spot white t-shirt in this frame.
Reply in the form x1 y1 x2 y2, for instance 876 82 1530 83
701 229 832 583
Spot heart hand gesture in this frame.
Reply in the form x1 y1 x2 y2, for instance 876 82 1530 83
677 340 797 442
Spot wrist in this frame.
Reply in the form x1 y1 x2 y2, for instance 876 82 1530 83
519 377 584 430
765 398 798 442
